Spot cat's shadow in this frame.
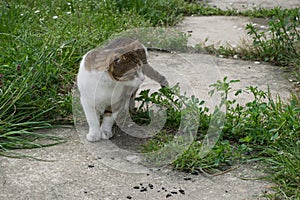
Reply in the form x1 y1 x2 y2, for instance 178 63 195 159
110 125 149 153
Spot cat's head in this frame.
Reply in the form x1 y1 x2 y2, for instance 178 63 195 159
107 46 146 87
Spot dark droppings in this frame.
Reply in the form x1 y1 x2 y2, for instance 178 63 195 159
179 189 185 195
87 164 94 168
148 183 154 189
131 183 185 198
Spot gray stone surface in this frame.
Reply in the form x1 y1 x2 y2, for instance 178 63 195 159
1 128 272 200
206 0 300 11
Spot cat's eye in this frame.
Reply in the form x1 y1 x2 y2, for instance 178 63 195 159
114 57 120 63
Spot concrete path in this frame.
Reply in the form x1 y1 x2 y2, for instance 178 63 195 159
1 1 298 199
207 0 300 12
1 128 271 200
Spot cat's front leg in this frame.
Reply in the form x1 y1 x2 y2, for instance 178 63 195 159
80 97 103 142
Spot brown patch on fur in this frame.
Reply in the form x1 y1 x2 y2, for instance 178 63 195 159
84 38 147 81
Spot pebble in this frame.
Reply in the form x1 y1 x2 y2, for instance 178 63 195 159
260 25 267 29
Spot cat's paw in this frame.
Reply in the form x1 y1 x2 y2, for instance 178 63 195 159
86 131 102 142
101 129 113 140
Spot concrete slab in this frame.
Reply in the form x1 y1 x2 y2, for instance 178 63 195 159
0 128 272 200
206 0 300 11
176 16 267 48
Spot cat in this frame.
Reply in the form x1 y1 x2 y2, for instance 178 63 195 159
77 38 169 142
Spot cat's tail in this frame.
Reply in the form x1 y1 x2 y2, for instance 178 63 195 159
142 63 169 87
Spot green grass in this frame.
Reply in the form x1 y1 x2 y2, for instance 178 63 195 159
1 0 299 199
0 0 151 155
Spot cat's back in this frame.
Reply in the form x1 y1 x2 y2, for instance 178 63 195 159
103 37 136 49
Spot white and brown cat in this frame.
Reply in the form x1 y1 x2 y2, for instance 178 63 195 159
77 38 168 142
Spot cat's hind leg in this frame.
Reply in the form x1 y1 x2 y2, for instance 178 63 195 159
101 111 114 139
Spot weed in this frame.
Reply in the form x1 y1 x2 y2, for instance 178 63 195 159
139 77 300 199
246 8 300 66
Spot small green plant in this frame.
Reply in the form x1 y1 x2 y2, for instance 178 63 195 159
246 8 300 66
138 77 300 199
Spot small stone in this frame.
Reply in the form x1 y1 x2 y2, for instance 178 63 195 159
260 25 267 29
254 61 260 64
233 55 238 59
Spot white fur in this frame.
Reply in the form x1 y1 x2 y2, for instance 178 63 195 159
77 54 145 142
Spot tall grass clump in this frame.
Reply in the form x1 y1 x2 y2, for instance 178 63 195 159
115 0 186 26
0 0 153 156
